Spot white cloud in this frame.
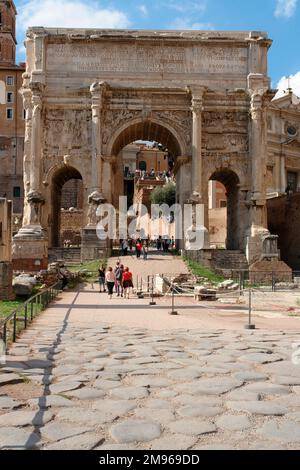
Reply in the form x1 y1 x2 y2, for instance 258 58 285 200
274 0 298 18
169 18 214 30
138 5 148 16
18 0 130 31
275 72 300 98
163 1 207 14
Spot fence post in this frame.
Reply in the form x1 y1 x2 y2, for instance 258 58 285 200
272 271 275 292
245 289 255 330
149 275 156 306
169 283 178 315
13 312 17 342
24 304 28 329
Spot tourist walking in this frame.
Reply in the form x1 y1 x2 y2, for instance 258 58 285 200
115 263 124 297
122 267 134 299
136 239 142 259
142 243 148 260
106 267 116 299
98 265 106 293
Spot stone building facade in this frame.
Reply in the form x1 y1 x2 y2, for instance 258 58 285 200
0 0 25 214
0 198 14 300
11 28 300 270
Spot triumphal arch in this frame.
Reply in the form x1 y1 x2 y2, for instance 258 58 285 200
13 28 275 270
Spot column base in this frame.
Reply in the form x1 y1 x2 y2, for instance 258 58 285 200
245 226 269 265
0 262 15 300
81 226 111 262
12 226 48 272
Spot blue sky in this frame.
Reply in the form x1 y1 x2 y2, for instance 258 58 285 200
14 0 300 95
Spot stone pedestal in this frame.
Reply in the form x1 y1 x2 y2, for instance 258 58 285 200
249 259 292 284
81 227 111 262
0 263 15 300
12 228 48 272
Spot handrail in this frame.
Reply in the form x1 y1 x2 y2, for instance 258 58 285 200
0 281 61 348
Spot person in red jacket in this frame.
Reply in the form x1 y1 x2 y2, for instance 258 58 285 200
122 267 133 299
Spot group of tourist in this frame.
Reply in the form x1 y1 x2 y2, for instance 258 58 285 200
98 261 134 299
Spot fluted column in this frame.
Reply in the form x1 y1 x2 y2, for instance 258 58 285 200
90 81 106 194
190 87 205 200
30 85 43 193
249 90 268 229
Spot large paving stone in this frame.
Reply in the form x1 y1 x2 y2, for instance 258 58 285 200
0 427 40 450
28 395 76 409
0 396 23 409
110 420 161 443
177 405 223 418
174 395 223 406
147 434 198 450
257 420 300 443
238 353 283 364
216 414 251 431
227 401 287 416
167 419 217 436
93 379 123 390
110 386 149 400
0 373 23 385
226 390 262 401
234 371 268 382
242 382 290 396
41 422 92 442
129 377 172 388
56 407 117 426
173 378 243 395
167 368 202 380
66 387 106 400
134 408 175 423
91 399 137 418
261 361 300 378
43 432 104 450
272 376 300 386
49 381 82 394
0 410 54 427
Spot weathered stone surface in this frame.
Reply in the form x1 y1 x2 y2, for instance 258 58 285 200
227 401 287 416
56 407 116 426
91 399 137 418
178 405 223 418
0 373 23 385
110 420 162 443
110 386 149 400
0 410 54 427
238 353 283 364
167 419 217 436
167 368 202 380
242 382 290 396
174 377 243 395
65 387 106 400
28 395 75 408
234 371 268 382
41 422 92 442
257 420 300 443
0 396 23 409
148 435 198 450
43 432 104 450
49 381 82 394
216 414 251 431
0 427 40 450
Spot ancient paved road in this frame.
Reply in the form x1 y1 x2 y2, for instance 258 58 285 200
1 286 300 450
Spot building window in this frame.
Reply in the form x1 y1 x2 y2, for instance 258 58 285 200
7 92 13 103
287 171 298 192
13 187 21 198
220 200 227 208
6 108 13 120
139 161 147 171
6 76 14 86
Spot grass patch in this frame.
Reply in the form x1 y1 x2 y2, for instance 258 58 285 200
184 257 224 284
0 299 24 320
68 259 107 283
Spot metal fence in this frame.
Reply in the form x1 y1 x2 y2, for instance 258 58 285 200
0 282 61 349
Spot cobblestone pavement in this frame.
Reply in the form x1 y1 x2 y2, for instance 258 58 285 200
1 289 300 450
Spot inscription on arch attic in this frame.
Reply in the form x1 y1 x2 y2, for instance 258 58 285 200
46 43 248 75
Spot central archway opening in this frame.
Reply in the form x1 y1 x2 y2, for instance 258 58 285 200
51 166 83 248
209 169 240 250
111 119 182 244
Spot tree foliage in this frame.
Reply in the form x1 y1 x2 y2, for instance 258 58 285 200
150 182 176 207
